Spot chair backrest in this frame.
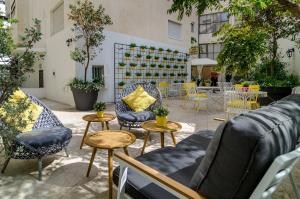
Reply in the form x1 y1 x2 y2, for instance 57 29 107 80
115 82 162 112
250 148 300 199
192 94 300 199
158 82 169 88
249 84 260 91
183 83 197 97
234 84 243 91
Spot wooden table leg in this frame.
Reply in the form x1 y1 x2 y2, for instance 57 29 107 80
86 148 97 177
106 121 110 130
141 131 150 155
80 121 91 149
108 149 113 199
171 132 177 146
123 147 129 155
160 133 165 148
101 122 104 130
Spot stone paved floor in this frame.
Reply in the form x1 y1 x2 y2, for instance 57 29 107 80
0 98 298 199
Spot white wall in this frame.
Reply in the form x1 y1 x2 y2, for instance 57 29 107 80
76 30 188 102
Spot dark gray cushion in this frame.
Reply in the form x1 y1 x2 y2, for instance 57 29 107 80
16 127 72 155
113 130 213 199
196 94 300 199
117 111 155 122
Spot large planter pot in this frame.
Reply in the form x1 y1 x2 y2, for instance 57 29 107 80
259 86 292 106
156 116 168 127
71 87 99 111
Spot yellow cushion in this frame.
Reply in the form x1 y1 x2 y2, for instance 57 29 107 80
122 86 156 112
228 100 260 110
0 89 43 132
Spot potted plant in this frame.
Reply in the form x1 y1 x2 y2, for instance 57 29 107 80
124 52 131 61
154 72 160 78
118 81 125 88
177 58 182 63
180 65 185 69
136 72 142 79
170 73 175 77
94 102 106 118
141 63 147 70
129 43 136 51
158 64 164 70
150 81 156 85
184 58 188 63
150 64 156 69
158 48 164 54
170 57 175 63
146 55 152 62
67 0 112 110
136 54 142 61
146 72 152 78
140 45 147 52
181 80 185 83
154 56 160 62
125 71 131 79
173 65 179 69
119 62 126 68
130 63 137 70
177 73 182 77
174 80 179 83
163 73 167 77
241 81 250 92
153 106 169 127
163 57 168 63
166 65 171 70
166 49 172 54
174 50 179 54
149 46 156 53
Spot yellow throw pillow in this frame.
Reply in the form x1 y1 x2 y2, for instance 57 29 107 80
122 85 156 112
0 89 43 133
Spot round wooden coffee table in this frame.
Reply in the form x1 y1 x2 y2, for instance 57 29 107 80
140 120 182 155
85 130 136 199
80 113 116 149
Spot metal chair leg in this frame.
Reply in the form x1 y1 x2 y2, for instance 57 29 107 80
120 125 122 130
64 147 69 157
38 158 42 181
289 173 300 199
1 157 11 174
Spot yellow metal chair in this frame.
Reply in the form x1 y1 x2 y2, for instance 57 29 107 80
158 82 169 99
234 84 243 91
182 83 208 110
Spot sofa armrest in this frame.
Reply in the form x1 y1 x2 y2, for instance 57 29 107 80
114 152 206 199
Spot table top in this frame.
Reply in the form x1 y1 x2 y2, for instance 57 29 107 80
82 113 116 122
141 120 182 133
84 130 136 149
224 90 268 97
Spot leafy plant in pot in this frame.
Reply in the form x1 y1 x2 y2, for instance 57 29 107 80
67 0 112 110
153 106 169 127
94 101 106 118
241 81 250 92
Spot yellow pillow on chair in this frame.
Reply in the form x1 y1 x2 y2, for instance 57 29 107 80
122 85 156 112
0 89 43 132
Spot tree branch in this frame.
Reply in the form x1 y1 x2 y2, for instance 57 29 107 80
277 0 300 19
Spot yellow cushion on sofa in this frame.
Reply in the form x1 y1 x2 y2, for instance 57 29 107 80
0 89 43 132
122 86 156 112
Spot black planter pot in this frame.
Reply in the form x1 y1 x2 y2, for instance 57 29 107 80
259 86 292 106
71 87 99 111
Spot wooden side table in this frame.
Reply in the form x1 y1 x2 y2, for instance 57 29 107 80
141 120 182 155
80 113 116 149
84 130 136 199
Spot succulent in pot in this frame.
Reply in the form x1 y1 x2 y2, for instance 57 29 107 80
140 45 147 52
129 43 136 51
153 106 169 127
150 64 156 68
118 81 125 88
136 72 142 78
130 63 137 70
119 62 126 68
94 101 106 118
141 63 147 70
241 81 250 92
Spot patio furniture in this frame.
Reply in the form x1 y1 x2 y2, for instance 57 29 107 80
182 83 208 110
140 120 182 155
115 82 162 130
80 113 116 149
113 94 300 199
0 93 72 180
84 130 136 199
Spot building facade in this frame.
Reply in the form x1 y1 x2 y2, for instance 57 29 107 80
5 0 198 105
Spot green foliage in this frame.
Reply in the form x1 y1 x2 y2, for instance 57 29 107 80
140 45 147 49
130 63 137 67
154 56 159 60
153 106 169 117
150 64 156 68
216 25 268 75
68 78 104 92
125 71 131 76
93 101 106 111
154 72 160 77
141 63 147 68
146 55 152 59
118 81 125 87
125 52 131 57
146 72 152 77
150 81 156 85
67 0 112 82
129 43 136 48
158 48 164 52
119 62 126 67
166 49 172 53
150 46 156 50
166 65 171 69
136 54 142 58
158 64 164 69
136 72 142 77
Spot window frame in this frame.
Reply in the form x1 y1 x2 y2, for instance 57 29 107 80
199 12 229 34
168 20 182 41
50 1 64 36
199 43 224 60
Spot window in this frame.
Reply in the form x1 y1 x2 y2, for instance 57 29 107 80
51 2 64 35
199 43 223 60
199 12 229 34
191 22 195 33
92 65 104 80
168 20 182 40
39 70 44 88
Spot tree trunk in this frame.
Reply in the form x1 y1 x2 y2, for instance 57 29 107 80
270 35 278 77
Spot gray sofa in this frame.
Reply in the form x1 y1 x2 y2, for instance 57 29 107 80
113 94 300 199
